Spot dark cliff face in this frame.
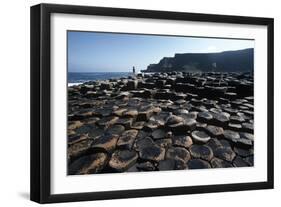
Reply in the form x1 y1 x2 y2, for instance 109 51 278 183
144 48 254 73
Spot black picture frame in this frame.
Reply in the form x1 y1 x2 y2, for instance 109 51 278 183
30 3 274 204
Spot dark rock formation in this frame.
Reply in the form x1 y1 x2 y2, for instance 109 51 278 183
67 71 254 174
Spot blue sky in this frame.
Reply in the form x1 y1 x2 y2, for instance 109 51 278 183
68 31 254 73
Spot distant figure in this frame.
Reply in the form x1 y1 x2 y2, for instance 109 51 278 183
132 66 136 75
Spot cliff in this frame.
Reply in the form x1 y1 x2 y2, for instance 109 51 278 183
143 48 254 73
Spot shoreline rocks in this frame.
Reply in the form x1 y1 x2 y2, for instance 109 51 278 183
68 71 254 174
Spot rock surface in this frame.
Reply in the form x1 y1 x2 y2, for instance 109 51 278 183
68 71 254 174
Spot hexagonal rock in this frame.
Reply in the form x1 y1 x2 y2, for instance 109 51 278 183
109 150 138 172
68 139 93 160
241 122 254 133
169 119 197 135
155 138 172 149
136 161 155 171
213 147 236 162
239 132 254 141
68 121 83 130
117 129 139 149
236 138 253 149
105 125 125 135
187 159 211 169
122 108 138 117
191 130 211 143
139 144 165 162
197 111 213 123
223 130 240 143
137 107 154 121
152 128 166 139
135 137 154 151
210 157 233 168
205 125 224 137
91 133 119 152
158 159 175 171
172 135 193 149
234 147 254 157
166 147 191 163
232 156 249 167
68 152 108 175
165 113 184 125
211 112 229 126
206 138 223 151
68 134 89 145
112 108 127 116
96 116 119 127
131 121 145 130
190 145 214 161
115 118 133 129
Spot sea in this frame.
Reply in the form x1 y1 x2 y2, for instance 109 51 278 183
68 72 132 86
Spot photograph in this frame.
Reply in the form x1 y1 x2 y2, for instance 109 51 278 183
67 31 255 175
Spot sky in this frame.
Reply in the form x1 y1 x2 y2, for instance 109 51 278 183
68 31 254 73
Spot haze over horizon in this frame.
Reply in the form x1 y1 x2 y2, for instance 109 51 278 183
68 31 254 73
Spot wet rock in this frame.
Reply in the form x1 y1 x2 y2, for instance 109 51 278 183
137 107 153 121
68 152 108 175
91 133 119 152
172 135 193 148
155 138 172 149
234 147 253 157
144 120 160 131
228 123 242 131
123 108 138 117
127 80 138 90
233 156 249 167
223 130 240 143
197 111 213 123
169 118 196 135
68 121 83 130
152 128 166 139
239 132 254 141
236 138 253 149
166 147 191 162
230 116 245 124
187 159 211 169
244 156 254 166
68 139 93 160
117 129 138 149
115 118 133 129
97 116 119 128
158 159 175 171
139 144 165 162
205 125 224 137
113 108 127 116
211 112 229 126
211 157 232 168
190 145 213 161
165 113 184 125
130 121 145 130
191 130 211 143
135 137 154 151
206 138 223 151
213 147 236 162
109 150 138 172
68 134 89 145
136 161 155 171
241 122 254 133
105 125 125 135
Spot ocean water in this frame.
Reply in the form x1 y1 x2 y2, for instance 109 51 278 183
68 72 132 86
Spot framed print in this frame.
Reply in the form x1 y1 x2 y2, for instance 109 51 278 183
30 3 274 203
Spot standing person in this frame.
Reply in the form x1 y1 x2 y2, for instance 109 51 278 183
132 66 136 75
